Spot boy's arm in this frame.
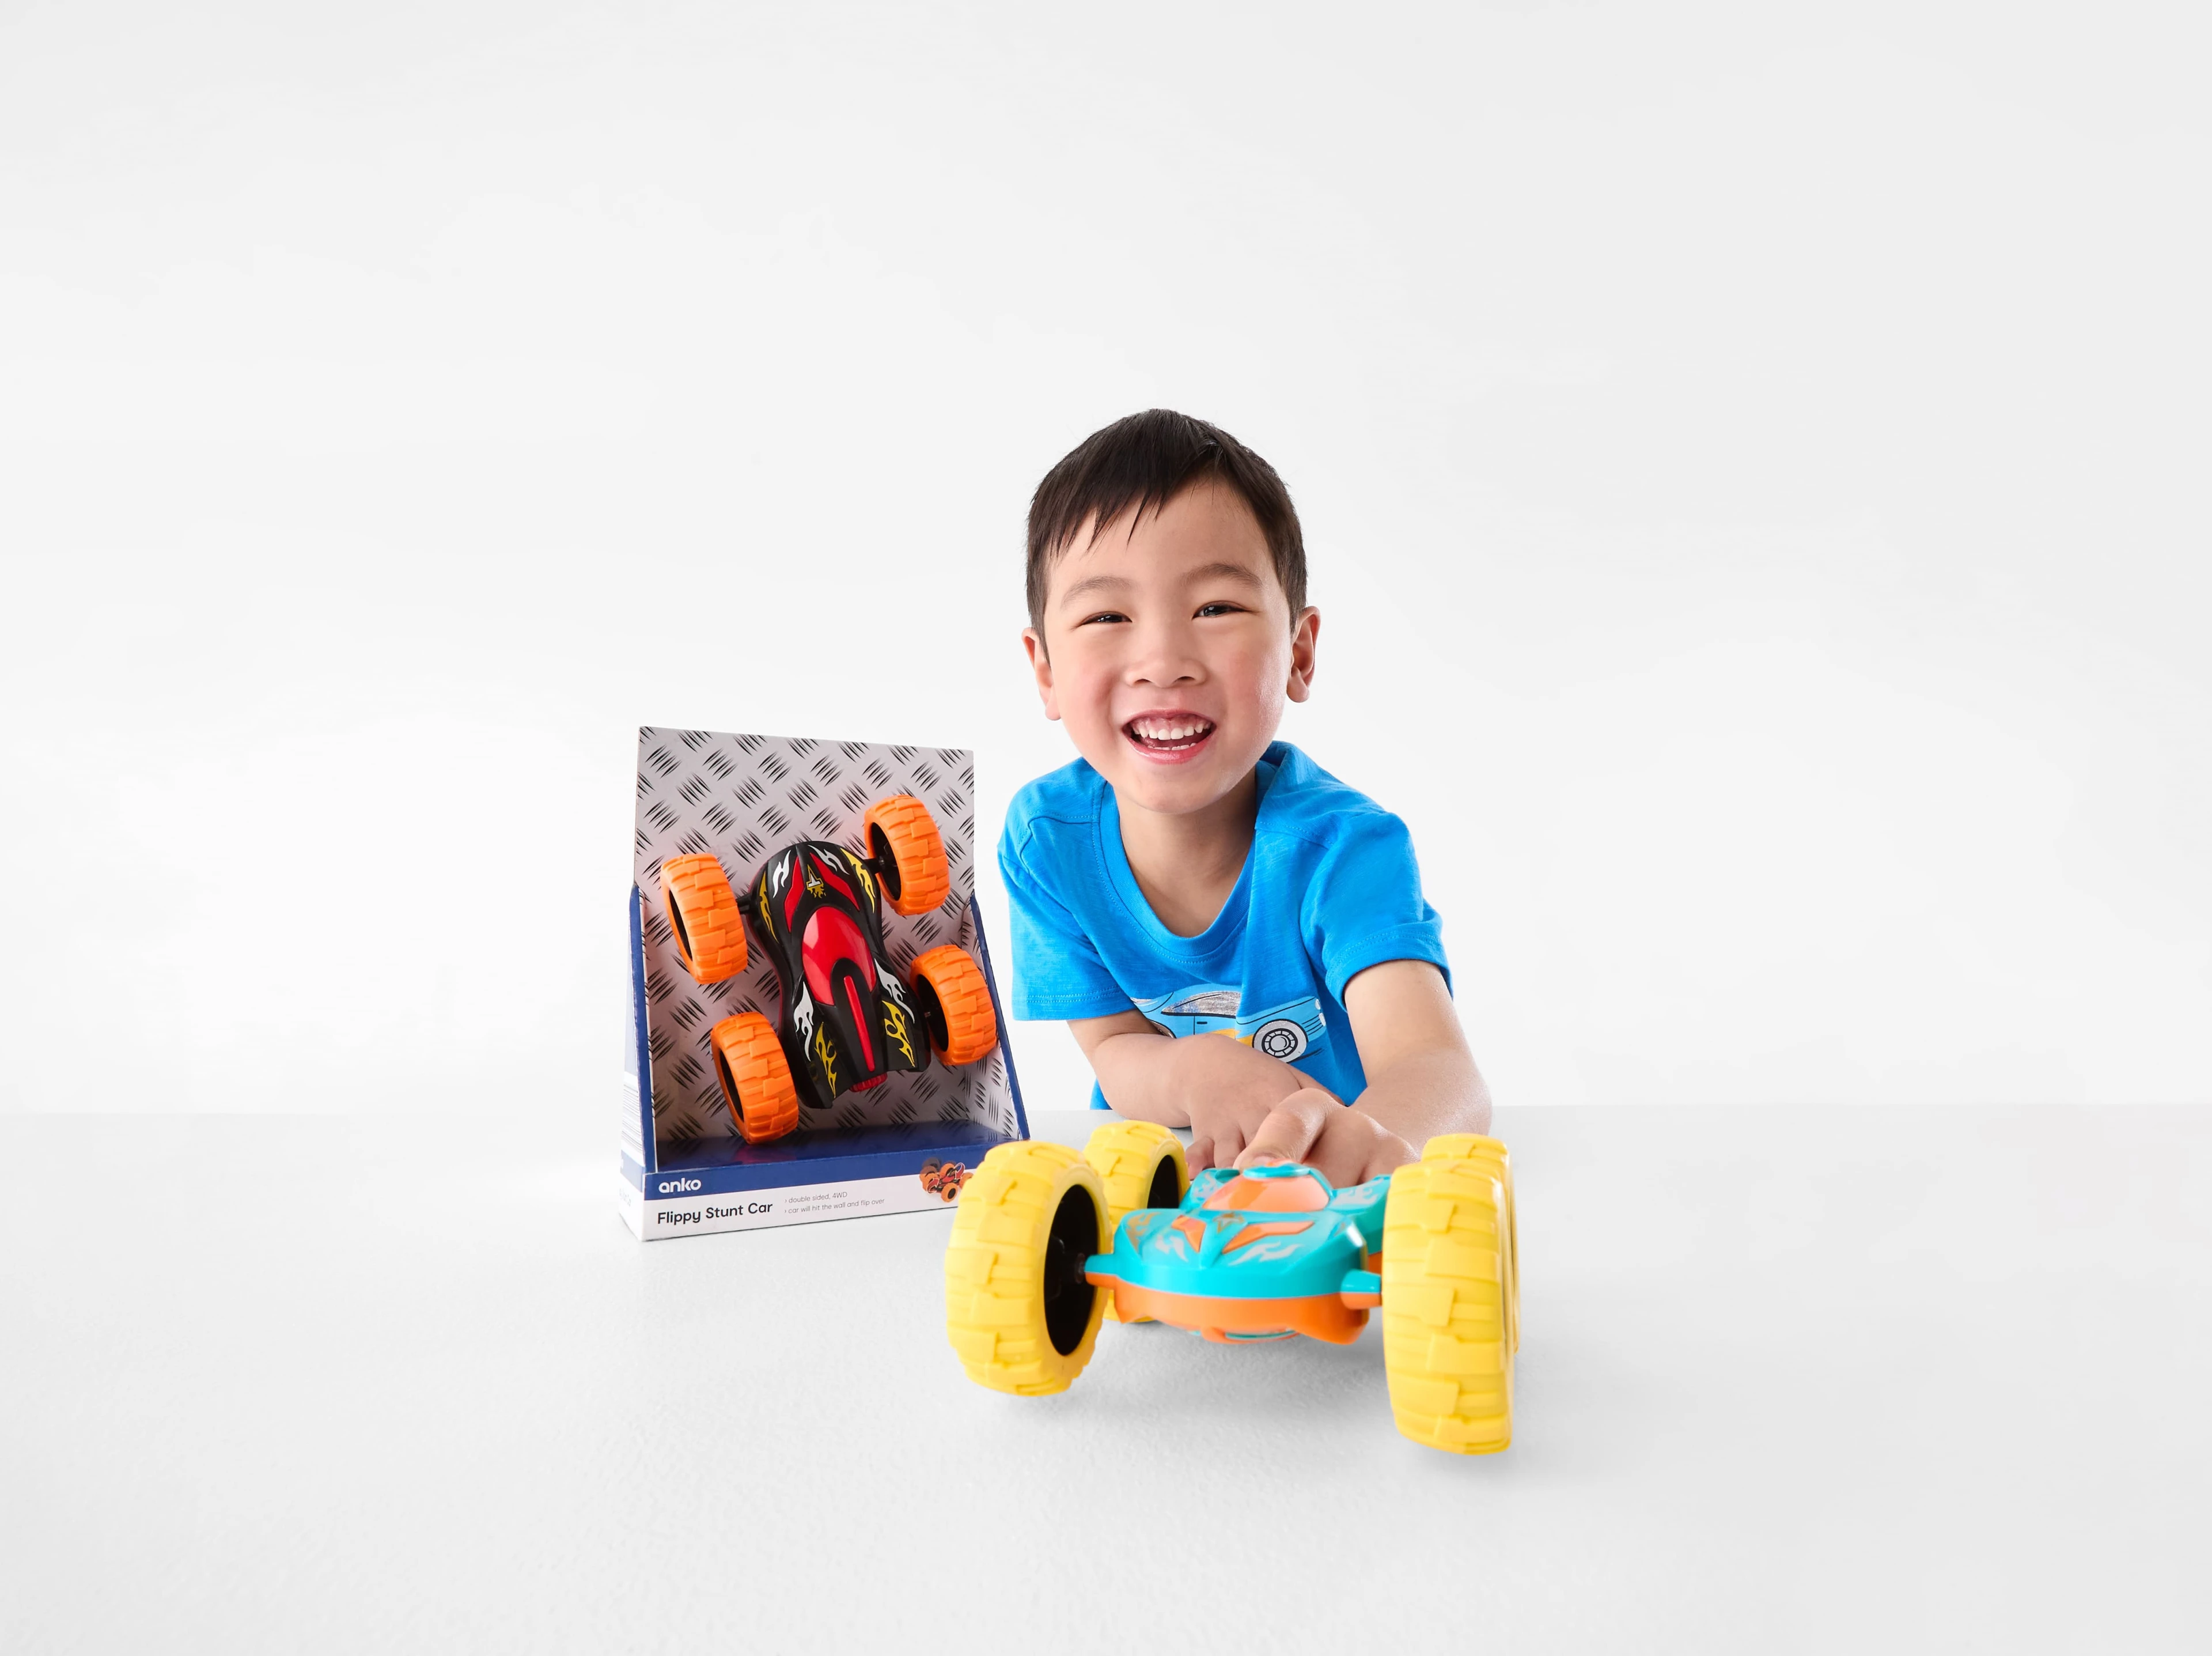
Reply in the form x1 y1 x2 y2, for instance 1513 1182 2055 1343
1235 960 1490 1186
1070 1011 1335 1170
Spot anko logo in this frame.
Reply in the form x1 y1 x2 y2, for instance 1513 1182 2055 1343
656 1177 703 1195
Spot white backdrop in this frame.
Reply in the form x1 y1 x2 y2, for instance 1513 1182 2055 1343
2 2 2206 1118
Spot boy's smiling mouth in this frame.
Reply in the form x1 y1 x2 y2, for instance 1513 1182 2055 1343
1123 713 1217 761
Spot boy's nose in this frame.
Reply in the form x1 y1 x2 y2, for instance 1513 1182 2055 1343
1127 655 1202 686
1124 623 1204 685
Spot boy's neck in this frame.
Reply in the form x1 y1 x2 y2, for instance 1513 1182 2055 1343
1115 765 1261 939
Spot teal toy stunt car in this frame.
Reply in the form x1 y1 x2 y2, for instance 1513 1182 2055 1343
1092 1161 1388 1344
943 1120 1518 1454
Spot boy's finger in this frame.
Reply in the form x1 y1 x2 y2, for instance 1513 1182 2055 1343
1234 1091 1332 1169
1188 1135 1215 1171
1350 1133 1416 1188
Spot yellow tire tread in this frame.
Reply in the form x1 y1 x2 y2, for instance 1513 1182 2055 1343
1418 1135 1517 1352
1382 1154 1516 1454
1082 1121 1189 1322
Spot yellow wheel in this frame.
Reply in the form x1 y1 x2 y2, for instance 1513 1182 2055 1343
909 944 998 1065
944 1141 1108 1396
1381 1150 1514 1454
863 795 952 916
1420 1134 1517 1352
660 854 747 983
1082 1121 1188 1322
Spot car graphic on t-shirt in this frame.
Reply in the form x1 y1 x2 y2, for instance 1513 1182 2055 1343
1133 985 1327 1063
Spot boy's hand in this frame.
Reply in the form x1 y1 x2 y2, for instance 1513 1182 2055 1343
1184 1064 1340 1172
1070 1012 1326 1169
1234 1090 1416 1189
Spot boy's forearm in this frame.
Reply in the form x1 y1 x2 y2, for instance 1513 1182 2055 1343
1086 1029 1192 1126
1070 1014 1316 1129
1335 959 1490 1152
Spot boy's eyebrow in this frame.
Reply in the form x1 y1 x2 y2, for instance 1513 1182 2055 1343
1055 572 1134 607
1183 561 1266 590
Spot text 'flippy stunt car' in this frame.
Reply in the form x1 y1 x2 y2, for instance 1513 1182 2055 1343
658 795 998 1144
944 1122 1517 1454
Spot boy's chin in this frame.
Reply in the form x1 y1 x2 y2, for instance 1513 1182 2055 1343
1097 740 1262 818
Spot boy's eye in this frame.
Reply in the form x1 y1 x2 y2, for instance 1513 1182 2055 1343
1078 611 1129 626
1195 602 1247 618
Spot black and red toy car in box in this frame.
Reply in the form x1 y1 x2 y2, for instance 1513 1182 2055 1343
657 795 998 1144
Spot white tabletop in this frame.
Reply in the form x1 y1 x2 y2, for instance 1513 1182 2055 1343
3 1105 2205 1653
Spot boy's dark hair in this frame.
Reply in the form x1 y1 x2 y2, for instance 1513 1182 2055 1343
1025 409 1306 634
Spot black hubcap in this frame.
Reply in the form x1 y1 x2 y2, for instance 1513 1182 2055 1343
1146 1158 1180 1208
870 825 902 899
913 976 950 1052
1041 1186 1099 1355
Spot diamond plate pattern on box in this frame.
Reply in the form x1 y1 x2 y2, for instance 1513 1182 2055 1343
632 728 1016 1148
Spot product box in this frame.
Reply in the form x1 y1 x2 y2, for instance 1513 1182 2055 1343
618 727 1028 1240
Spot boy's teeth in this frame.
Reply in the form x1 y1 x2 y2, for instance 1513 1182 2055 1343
1130 717 1212 742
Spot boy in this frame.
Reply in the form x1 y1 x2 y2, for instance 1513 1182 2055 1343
999 409 1491 1189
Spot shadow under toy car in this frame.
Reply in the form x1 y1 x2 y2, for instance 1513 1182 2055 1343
658 795 998 1143
944 1122 1518 1454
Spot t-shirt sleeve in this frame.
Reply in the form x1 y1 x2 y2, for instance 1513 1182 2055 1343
997 822 1133 1021
1304 810 1451 1003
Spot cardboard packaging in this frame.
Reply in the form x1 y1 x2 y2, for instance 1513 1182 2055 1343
619 727 1027 1239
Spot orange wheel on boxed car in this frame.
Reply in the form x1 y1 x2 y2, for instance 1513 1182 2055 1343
863 795 951 916
909 945 997 1065
660 855 747 983
708 1012 801 1143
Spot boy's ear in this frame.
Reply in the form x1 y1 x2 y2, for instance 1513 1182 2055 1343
1285 607 1320 704
1021 627 1062 721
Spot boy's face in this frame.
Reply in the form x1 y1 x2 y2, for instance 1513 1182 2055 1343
1023 481 1318 821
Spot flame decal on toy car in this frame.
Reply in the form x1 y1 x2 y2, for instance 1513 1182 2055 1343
882 996 916 1065
788 982 818 1056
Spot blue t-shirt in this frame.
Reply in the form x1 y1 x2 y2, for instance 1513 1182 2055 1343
997 741 1449 1108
